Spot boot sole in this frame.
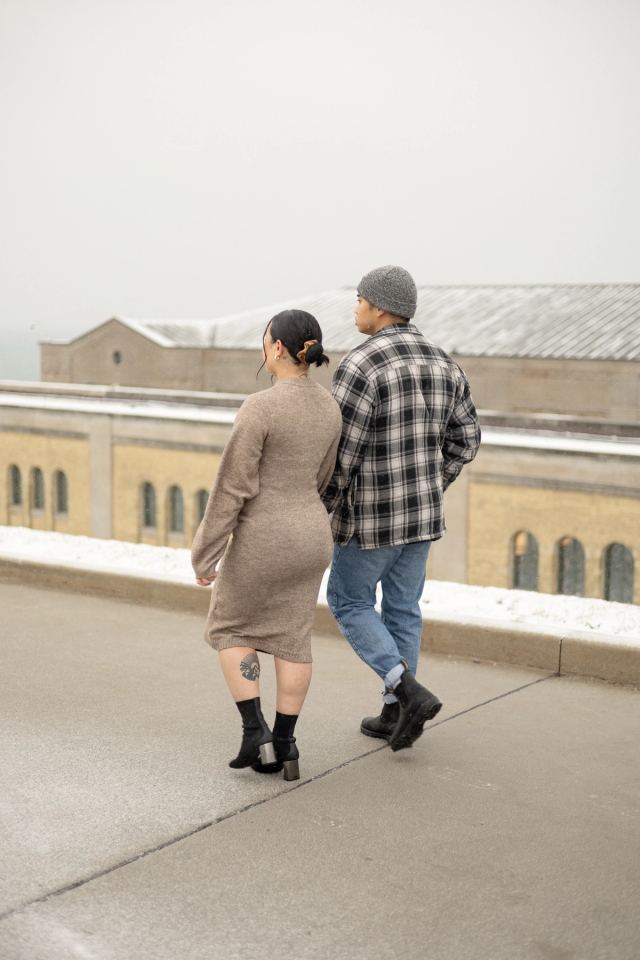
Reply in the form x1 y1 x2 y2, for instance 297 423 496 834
360 723 400 743
360 723 394 742
252 760 284 774
390 697 442 752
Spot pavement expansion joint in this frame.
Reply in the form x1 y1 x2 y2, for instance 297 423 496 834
0 672 555 925
427 673 556 730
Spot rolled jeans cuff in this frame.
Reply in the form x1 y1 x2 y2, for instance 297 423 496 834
384 662 405 690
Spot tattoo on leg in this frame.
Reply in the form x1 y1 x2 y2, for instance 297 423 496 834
239 652 260 681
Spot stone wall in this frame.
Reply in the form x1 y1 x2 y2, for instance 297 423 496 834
1 399 233 544
1 431 91 536
112 443 222 546
42 321 206 392
461 443 640 602
41 320 343 394
458 355 640 421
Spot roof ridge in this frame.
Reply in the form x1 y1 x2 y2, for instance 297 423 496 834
42 285 640 360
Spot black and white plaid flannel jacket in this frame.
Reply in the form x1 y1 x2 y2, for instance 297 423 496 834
321 322 481 549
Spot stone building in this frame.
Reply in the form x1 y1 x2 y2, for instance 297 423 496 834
40 284 640 421
2 382 639 605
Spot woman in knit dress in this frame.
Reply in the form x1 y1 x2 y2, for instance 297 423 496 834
192 310 343 781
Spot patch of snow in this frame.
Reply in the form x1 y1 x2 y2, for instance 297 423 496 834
418 580 640 646
0 526 194 583
0 393 237 424
2 527 640 645
481 428 640 458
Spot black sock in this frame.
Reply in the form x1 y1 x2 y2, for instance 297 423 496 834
235 697 264 731
273 711 298 740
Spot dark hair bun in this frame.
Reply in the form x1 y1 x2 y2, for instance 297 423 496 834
265 308 330 370
305 342 325 366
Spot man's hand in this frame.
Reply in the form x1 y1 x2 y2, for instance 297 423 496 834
195 574 217 587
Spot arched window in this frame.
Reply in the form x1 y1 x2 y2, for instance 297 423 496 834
142 482 156 528
31 467 45 510
557 537 585 596
9 465 22 506
512 531 539 591
55 471 68 514
169 485 184 534
196 489 209 525
604 543 634 604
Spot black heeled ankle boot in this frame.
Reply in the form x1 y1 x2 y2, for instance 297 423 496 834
252 711 300 781
274 711 300 781
229 697 276 769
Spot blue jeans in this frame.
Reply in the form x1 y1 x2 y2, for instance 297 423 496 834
327 537 431 689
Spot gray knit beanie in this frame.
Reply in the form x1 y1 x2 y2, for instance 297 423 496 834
357 265 417 319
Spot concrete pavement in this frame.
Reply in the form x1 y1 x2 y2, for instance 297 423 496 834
1 582 638 959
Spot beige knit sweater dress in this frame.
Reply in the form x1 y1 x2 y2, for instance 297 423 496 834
191 376 343 662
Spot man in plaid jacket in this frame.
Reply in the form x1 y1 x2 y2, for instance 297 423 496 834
322 265 480 751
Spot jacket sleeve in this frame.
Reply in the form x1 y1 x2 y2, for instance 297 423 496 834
441 366 481 490
321 358 375 513
191 396 268 578
317 430 341 495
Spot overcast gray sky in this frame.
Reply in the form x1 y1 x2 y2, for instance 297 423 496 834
1 0 638 379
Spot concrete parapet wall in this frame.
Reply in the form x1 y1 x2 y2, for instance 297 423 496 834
421 613 562 673
2 556 638 686
0 557 211 615
559 635 640 686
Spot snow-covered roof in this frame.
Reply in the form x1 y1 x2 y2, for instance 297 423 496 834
480 428 640 459
0 392 237 425
59 284 640 361
3 390 640 458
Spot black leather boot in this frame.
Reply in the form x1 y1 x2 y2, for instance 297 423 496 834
360 701 400 741
389 670 442 752
252 711 300 780
229 697 276 769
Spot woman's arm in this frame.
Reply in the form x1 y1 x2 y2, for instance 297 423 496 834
191 395 269 580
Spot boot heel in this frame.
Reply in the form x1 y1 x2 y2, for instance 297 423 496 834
282 759 299 781
259 742 277 765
